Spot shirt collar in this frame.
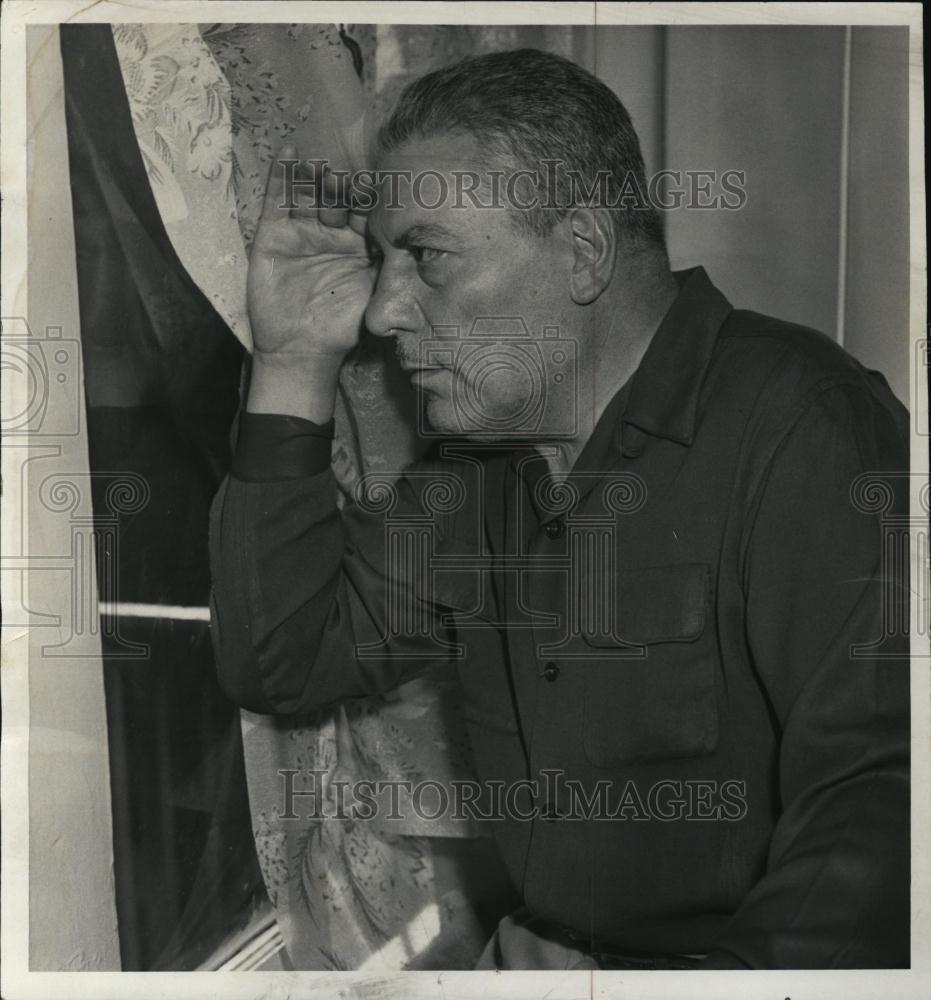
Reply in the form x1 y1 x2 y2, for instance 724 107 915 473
505 266 732 501
620 266 733 449
508 379 633 524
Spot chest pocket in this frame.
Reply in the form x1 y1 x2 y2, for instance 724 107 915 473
581 563 718 767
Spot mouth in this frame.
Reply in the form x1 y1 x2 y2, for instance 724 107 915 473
395 337 449 375
397 352 444 374
407 368 446 386
400 362 444 374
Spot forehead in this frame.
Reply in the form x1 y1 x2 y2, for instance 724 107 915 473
374 130 489 175
368 131 514 241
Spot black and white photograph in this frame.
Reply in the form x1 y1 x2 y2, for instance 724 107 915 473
1 2 927 997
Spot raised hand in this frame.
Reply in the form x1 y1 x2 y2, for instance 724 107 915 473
246 144 377 421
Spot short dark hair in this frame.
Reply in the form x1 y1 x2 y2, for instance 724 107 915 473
378 48 665 250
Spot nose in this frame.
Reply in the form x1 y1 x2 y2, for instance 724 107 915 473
364 258 421 340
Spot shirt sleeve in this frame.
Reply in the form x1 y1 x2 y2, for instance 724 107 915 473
700 381 910 969
208 430 461 715
231 411 334 481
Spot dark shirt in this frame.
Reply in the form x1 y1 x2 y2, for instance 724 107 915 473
209 267 910 968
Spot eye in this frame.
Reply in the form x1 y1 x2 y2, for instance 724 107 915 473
411 245 446 264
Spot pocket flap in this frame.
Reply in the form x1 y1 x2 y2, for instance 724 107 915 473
582 563 710 647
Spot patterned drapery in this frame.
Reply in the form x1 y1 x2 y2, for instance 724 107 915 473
110 22 576 969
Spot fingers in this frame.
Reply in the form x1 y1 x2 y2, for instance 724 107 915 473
288 156 321 221
288 158 360 232
318 206 349 228
316 169 350 228
260 143 297 224
261 145 366 238
291 215 369 256
348 209 368 236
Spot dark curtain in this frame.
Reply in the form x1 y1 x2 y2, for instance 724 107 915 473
59 24 264 971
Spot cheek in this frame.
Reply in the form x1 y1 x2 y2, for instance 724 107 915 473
427 238 566 344
484 247 567 323
451 348 539 427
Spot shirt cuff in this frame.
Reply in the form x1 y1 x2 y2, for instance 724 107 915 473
232 412 334 482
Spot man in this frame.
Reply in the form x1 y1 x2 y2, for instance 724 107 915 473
209 49 910 969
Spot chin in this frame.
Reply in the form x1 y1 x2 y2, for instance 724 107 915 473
423 397 467 437
424 399 514 441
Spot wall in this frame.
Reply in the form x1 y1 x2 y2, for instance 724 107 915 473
571 25 910 403
23 25 121 971
845 26 910 401
659 25 909 403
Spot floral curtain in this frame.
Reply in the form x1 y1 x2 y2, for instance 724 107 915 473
110 21 578 970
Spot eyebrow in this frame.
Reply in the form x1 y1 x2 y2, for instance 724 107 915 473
366 221 460 256
394 223 458 249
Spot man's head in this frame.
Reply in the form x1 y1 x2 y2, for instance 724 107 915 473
364 49 668 440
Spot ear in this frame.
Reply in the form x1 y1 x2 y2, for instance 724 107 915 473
567 207 617 305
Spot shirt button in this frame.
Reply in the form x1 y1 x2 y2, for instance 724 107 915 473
544 518 565 539
542 662 560 682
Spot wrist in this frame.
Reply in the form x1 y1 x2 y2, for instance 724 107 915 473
247 350 343 423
